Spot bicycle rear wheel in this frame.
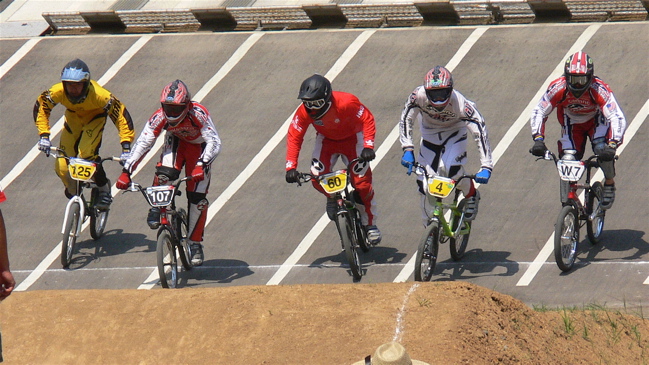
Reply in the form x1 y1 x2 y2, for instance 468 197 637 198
175 208 192 270
336 213 362 280
61 201 81 268
157 229 178 288
89 188 109 239
586 182 605 244
449 200 471 261
415 221 440 281
353 210 370 253
554 205 579 272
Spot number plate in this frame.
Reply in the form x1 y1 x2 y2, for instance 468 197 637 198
556 160 585 182
68 158 96 181
145 185 175 207
427 176 455 198
319 170 347 194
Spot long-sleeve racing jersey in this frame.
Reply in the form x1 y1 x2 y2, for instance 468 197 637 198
286 91 376 171
123 102 222 174
399 86 493 171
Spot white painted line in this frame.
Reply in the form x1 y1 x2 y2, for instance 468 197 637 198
392 26 490 282
12 35 154 291
0 35 153 191
265 30 381 285
392 283 420 343
0 38 40 80
517 97 649 286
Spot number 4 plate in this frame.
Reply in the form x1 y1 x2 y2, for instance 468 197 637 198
145 185 175 207
427 176 455 198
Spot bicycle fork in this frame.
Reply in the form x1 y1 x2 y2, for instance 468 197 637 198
61 195 85 236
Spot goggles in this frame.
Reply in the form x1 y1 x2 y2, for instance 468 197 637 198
425 88 452 103
163 103 186 118
303 99 326 109
567 75 590 89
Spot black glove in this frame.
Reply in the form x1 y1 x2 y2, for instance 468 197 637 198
360 148 375 162
530 139 547 157
285 169 300 183
598 146 616 162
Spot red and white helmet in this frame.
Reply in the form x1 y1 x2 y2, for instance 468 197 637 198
160 80 191 125
424 66 453 111
564 51 594 98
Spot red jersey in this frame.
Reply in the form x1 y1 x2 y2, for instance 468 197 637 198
286 91 376 170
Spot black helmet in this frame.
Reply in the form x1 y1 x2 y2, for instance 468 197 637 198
564 51 594 98
61 59 91 104
298 74 332 119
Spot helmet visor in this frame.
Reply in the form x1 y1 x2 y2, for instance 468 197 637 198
163 104 186 118
303 99 326 110
567 75 590 90
425 88 452 103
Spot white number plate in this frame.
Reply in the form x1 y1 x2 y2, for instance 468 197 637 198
145 186 175 207
556 160 585 182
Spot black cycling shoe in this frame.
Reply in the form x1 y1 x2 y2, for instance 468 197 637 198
147 208 161 229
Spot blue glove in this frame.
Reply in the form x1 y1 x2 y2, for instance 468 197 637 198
401 150 415 175
38 136 51 157
475 168 491 184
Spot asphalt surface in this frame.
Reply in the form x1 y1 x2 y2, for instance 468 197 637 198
1 22 647 308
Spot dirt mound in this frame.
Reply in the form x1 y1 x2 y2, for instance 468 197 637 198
0 282 647 364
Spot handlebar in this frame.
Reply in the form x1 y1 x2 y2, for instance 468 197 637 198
48 147 122 163
127 176 192 193
293 157 365 187
535 150 602 168
409 161 476 183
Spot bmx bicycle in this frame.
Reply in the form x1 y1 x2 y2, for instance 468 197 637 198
537 150 608 272
294 158 371 281
409 162 475 281
48 147 121 268
127 177 194 288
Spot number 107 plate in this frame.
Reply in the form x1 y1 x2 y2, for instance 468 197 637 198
145 185 175 207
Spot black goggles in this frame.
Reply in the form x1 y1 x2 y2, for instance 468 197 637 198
163 104 186 117
302 99 326 109
567 75 590 89
425 88 452 102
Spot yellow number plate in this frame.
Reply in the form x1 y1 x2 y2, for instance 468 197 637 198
319 170 347 194
68 158 96 181
427 176 455 198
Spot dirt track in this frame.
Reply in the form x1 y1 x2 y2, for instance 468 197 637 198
0 282 647 364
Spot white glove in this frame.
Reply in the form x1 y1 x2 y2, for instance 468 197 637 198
38 137 51 157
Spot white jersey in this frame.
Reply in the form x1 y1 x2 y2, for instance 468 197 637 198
399 86 493 170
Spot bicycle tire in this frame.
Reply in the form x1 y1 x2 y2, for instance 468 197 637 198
415 222 440 281
449 199 471 261
90 208 109 240
554 205 579 272
157 229 178 289
61 201 81 268
586 182 605 244
353 210 370 253
336 213 362 280
175 208 192 270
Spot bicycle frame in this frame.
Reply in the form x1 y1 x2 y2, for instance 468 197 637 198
128 176 191 235
543 151 599 215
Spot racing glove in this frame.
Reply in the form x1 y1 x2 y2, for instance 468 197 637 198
360 148 375 162
38 135 51 157
116 171 131 190
530 139 547 157
401 150 415 175
120 141 131 166
475 168 491 184
191 162 205 182
598 141 617 162
285 169 299 183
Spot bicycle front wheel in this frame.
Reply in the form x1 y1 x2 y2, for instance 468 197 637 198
554 205 580 272
336 213 362 280
61 201 81 268
586 182 605 244
450 199 471 261
415 221 440 281
175 208 192 270
157 229 178 288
